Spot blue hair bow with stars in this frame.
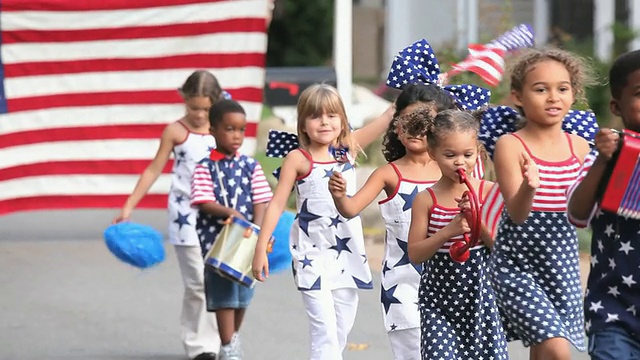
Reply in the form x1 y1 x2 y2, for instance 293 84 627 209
386 39 491 110
479 106 599 158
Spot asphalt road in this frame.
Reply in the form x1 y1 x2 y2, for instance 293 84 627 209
0 210 589 359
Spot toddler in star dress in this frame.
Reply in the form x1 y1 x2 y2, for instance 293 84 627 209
482 47 597 359
406 109 508 360
251 84 394 360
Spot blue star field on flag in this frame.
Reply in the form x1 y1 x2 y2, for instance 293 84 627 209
385 38 491 110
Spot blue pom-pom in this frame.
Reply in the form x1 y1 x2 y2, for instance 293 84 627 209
103 222 165 269
267 211 294 274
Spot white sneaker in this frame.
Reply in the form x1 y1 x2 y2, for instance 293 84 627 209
231 332 242 356
218 344 241 360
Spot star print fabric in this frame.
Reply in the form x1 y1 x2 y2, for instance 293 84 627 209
419 188 509 359
191 154 272 257
567 150 640 337
488 142 586 351
168 129 216 246
378 165 435 333
291 149 372 291
385 38 491 110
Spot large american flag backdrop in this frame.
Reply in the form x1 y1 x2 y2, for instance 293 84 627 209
0 0 268 215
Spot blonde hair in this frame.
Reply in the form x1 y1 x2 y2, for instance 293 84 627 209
296 84 360 157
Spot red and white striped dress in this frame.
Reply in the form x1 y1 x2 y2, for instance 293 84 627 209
487 133 586 351
419 181 509 359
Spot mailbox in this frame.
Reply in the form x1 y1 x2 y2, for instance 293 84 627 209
264 66 337 107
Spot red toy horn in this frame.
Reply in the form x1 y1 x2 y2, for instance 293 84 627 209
449 168 482 263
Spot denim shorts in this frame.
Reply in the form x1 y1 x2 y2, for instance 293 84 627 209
204 268 254 311
588 326 640 360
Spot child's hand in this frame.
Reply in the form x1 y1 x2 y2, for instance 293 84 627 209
112 209 130 224
447 213 471 237
455 192 472 221
252 250 270 282
328 171 347 198
521 151 540 189
594 128 620 161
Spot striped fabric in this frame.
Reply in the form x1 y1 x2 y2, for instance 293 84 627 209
447 24 534 86
0 0 269 215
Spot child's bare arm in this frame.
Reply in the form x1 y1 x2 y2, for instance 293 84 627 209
493 136 538 224
114 123 180 223
252 150 306 281
568 129 620 221
198 202 244 219
329 165 390 218
408 191 467 263
351 104 395 149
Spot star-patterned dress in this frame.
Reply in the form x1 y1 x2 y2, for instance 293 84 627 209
379 163 435 333
567 150 640 338
488 133 586 351
168 122 216 246
291 149 373 291
420 184 509 360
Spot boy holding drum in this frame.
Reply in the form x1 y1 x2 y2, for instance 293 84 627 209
567 49 640 359
191 99 273 360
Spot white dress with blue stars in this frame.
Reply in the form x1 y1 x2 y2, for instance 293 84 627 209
168 122 216 246
290 149 373 291
378 163 435 333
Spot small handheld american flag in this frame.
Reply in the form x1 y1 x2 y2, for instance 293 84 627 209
447 24 535 86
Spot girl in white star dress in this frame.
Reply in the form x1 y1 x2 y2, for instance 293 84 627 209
488 48 593 359
252 84 394 360
113 71 226 360
328 84 458 360
407 109 508 360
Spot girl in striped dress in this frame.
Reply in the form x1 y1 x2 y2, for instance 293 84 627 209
487 48 594 359
407 109 509 360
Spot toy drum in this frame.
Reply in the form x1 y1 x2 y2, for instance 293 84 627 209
204 216 260 288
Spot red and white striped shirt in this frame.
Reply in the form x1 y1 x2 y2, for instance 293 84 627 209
191 155 272 206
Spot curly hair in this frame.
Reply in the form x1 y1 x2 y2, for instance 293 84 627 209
508 47 598 115
609 49 640 99
382 83 457 162
424 109 482 149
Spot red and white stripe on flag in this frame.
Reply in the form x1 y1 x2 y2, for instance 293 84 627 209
449 44 506 86
0 0 269 215
481 184 505 239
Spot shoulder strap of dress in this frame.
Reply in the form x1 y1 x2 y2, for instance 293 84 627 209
389 162 402 179
510 133 534 157
564 132 577 157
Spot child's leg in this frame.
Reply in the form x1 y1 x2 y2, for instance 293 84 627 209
387 328 421 360
174 245 220 358
301 289 341 360
333 288 358 352
529 337 571 360
215 308 236 345
234 308 246 332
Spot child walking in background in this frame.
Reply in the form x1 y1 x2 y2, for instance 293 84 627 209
328 82 489 360
113 70 224 360
567 49 640 360
251 84 394 360
406 109 508 359
191 99 273 360
486 48 594 359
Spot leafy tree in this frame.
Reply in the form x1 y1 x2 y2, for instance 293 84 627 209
267 0 334 66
